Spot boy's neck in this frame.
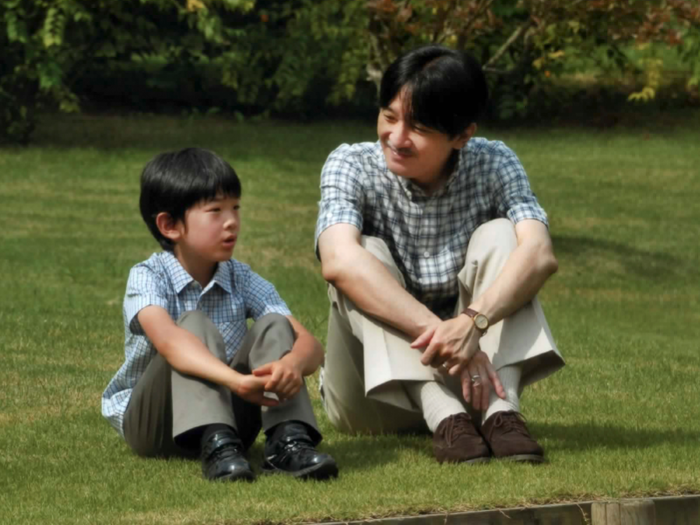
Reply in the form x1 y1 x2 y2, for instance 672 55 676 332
173 247 217 288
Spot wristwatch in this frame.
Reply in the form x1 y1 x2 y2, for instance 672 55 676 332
463 308 489 334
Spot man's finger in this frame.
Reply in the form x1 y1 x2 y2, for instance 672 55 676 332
420 340 439 366
477 364 491 411
486 363 506 400
471 371 482 409
412 327 436 350
461 373 471 403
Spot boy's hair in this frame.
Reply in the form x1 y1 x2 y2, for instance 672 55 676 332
379 45 489 138
139 147 241 251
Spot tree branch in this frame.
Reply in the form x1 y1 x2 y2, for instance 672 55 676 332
483 20 531 69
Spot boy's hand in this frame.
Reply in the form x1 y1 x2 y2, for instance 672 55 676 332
234 374 280 407
253 355 303 402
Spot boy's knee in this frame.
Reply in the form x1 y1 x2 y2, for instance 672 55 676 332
176 311 225 360
249 313 293 340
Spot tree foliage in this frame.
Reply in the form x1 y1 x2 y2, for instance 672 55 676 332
1 0 253 143
2 0 699 143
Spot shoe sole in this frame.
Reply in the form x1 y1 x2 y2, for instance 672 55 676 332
212 470 256 482
497 454 546 463
262 458 339 480
437 456 491 464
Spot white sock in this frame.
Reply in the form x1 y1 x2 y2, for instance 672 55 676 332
405 380 466 432
483 364 522 422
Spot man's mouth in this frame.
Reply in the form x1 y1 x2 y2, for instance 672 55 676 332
387 141 412 158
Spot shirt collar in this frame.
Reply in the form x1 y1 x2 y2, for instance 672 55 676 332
161 251 233 295
210 260 233 294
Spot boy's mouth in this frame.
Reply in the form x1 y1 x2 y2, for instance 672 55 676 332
222 236 237 248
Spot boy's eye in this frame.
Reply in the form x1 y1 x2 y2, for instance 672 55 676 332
209 207 221 213
233 205 241 211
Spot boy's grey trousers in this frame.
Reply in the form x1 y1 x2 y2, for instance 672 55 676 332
123 312 319 457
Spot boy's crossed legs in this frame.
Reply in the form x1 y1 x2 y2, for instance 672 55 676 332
123 311 337 481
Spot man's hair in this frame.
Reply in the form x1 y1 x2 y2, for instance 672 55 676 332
139 147 241 251
379 45 489 137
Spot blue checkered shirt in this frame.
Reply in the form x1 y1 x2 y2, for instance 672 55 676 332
314 138 548 319
101 251 291 437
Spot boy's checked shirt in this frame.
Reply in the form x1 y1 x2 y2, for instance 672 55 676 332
102 251 291 437
314 138 548 320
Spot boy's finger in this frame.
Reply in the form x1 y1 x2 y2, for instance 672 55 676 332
253 363 273 376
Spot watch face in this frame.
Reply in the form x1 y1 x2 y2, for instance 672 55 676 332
475 314 489 330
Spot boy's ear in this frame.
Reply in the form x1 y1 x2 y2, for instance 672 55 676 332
155 212 183 243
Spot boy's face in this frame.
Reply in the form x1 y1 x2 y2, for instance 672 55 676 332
175 193 241 265
377 89 472 192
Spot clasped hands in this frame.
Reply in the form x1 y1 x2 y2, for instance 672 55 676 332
233 354 304 407
412 314 506 411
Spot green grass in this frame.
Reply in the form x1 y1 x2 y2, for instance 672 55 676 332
1 112 699 524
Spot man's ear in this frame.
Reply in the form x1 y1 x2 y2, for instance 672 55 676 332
155 212 183 243
453 123 477 150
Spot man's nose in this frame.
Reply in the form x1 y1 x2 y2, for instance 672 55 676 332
391 123 411 147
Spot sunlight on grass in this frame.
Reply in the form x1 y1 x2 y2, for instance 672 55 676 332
0 113 699 524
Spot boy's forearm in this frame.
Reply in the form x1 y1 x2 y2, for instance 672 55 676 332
160 329 244 392
282 334 323 376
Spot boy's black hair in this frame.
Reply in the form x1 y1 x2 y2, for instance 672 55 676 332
139 147 241 251
379 45 489 137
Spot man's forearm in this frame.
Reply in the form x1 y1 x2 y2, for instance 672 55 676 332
468 238 557 326
325 246 440 339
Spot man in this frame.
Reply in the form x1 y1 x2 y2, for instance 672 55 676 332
315 45 564 464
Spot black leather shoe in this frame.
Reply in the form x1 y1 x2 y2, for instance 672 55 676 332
263 422 338 480
201 430 255 482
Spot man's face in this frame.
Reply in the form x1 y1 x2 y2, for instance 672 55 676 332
377 90 470 192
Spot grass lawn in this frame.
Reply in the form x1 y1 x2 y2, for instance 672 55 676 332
1 111 699 524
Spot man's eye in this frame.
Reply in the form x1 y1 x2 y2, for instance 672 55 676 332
384 114 396 122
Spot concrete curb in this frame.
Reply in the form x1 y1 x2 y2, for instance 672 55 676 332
315 495 699 525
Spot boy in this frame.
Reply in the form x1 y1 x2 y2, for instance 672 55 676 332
103 147 338 481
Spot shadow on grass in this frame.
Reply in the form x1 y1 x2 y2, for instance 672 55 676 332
551 235 698 283
534 421 696 452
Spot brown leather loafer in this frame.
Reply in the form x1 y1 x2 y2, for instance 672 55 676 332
433 413 490 464
481 411 545 463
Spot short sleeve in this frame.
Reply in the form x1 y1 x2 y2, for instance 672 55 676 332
491 143 548 227
314 144 366 254
240 266 292 321
123 264 170 335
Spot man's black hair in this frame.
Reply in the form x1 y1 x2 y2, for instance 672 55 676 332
139 147 241 251
379 45 489 137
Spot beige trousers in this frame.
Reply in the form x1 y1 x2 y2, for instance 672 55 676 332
321 219 565 434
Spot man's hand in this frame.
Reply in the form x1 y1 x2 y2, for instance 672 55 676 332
252 355 303 402
412 315 481 375
461 351 505 411
233 374 280 407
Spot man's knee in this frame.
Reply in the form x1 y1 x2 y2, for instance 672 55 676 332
469 219 518 257
176 311 225 360
361 236 406 286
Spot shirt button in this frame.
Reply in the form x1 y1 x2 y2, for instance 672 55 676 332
423 251 430 258
326 213 332 219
